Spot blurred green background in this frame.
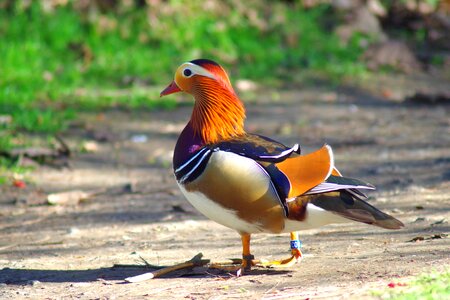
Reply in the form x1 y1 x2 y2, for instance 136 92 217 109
0 0 448 172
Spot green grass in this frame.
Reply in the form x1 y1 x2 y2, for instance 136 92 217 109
372 270 450 300
0 156 33 185
0 1 370 170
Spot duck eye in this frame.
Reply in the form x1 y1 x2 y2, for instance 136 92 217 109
183 68 193 77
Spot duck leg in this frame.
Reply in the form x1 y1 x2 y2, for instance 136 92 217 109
241 233 255 270
209 233 256 272
209 231 302 272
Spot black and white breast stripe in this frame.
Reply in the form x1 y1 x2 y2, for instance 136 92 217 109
174 147 213 184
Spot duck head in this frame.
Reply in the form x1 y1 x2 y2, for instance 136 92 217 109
161 59 246 144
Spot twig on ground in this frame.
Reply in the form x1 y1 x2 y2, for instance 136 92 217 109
124 253 209 282
54 134 71 157
137 253 153 267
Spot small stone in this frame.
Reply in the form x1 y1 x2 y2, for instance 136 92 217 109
82 141 99 152
235 79 258 92
122 182 138 193
27 280 40 286
413 217 426 222
67 227 80 235
131 134 148 143
348 104 359 113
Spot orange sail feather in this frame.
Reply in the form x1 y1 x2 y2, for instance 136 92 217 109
276 145 334 198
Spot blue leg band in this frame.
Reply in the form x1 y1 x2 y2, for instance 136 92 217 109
290 239 302 250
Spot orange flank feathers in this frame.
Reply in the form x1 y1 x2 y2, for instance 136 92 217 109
276 145 334 198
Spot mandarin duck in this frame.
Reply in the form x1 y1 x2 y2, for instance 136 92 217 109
160 59 404 271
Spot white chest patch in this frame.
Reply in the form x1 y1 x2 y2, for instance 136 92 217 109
177 183 264 233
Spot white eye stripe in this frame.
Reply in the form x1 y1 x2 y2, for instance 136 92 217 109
179 62 216 80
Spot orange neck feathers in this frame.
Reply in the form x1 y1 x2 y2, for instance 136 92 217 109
190 77 246 144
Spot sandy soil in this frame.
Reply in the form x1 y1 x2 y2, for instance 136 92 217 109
0 74 449 299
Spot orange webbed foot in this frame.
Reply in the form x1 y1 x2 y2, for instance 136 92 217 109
258 232 303 268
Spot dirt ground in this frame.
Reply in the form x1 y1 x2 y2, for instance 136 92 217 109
0 73 449 299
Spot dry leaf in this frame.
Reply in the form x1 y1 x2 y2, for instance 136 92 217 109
82 141 99 152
